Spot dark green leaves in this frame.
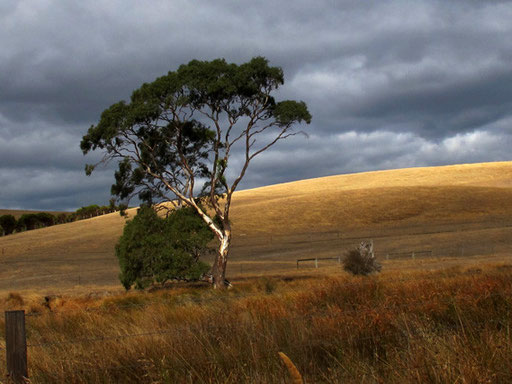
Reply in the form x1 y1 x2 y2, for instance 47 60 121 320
81 56 311 208
273 100 312 126
0 215 16 235
81 101 130 153
116 206 212 290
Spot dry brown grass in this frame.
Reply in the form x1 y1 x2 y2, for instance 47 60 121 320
0 263 510 383
1 161 512 294
0 161 510 382
230 161 512 235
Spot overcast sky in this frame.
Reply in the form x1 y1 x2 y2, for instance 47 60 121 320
1 0 512 211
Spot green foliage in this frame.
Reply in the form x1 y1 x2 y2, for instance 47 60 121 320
81 56 311 208
36 212 55 227
273 100 311 125
0 215 16 235
74 204 117 220
16 213 42 231
75 205 101 219
55 213 69 224
82 56 311 288
116 206 212 290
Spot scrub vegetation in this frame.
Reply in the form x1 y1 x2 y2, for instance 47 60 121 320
0 264 511 383
1 162 512 381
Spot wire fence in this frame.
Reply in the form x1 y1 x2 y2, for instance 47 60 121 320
0 257 115 265
2 275 512 380
19 276 397 318
1 221 512 380
3 308 388 354
0 246 509 290
48 357 512 378
0 219 511 295
229 218 512 247
4 311 509 383
20 313 509 350
12 279 509 350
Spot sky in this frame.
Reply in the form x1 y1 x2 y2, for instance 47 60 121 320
1 0 512 211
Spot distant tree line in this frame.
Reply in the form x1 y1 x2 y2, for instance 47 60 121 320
0 201 124 237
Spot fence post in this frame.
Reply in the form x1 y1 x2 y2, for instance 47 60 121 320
315 258 318 268
5 310 28 383
412 252 415 259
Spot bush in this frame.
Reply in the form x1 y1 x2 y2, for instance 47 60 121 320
55 213 69 224
0 214 16 235
343 241 382 276
16 213 42 231
36 212 55 227
116 205 212 290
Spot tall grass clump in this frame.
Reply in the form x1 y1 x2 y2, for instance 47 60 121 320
0 264 511 383
343 241 382 275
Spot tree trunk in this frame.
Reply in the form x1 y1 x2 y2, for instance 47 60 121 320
212 230 231 289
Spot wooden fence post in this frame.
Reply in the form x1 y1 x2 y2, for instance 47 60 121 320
5 310 28 383
315 258 318 268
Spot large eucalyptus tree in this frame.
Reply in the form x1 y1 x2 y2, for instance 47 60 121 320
81 57 311 288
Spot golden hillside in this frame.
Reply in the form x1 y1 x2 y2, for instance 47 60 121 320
230 161 512 235
1 161 512 293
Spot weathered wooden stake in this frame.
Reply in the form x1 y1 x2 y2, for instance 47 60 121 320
5 310 28 383
315 258 318 268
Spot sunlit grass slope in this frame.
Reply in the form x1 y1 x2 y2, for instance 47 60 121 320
3 161 511 255
1 161 511 292
0 208 137 260
231 161 512 234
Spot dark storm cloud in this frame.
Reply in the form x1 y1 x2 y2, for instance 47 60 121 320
1 0 512 210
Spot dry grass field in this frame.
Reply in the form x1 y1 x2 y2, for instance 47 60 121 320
0 263 511 383
1 161 512 382
0 161 512 294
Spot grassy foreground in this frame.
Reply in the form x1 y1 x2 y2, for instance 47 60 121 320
0 264 511 383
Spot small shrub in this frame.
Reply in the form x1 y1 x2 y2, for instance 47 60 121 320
343 241 382 276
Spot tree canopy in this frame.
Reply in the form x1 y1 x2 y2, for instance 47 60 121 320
81 56 311 288
0 215 16 236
